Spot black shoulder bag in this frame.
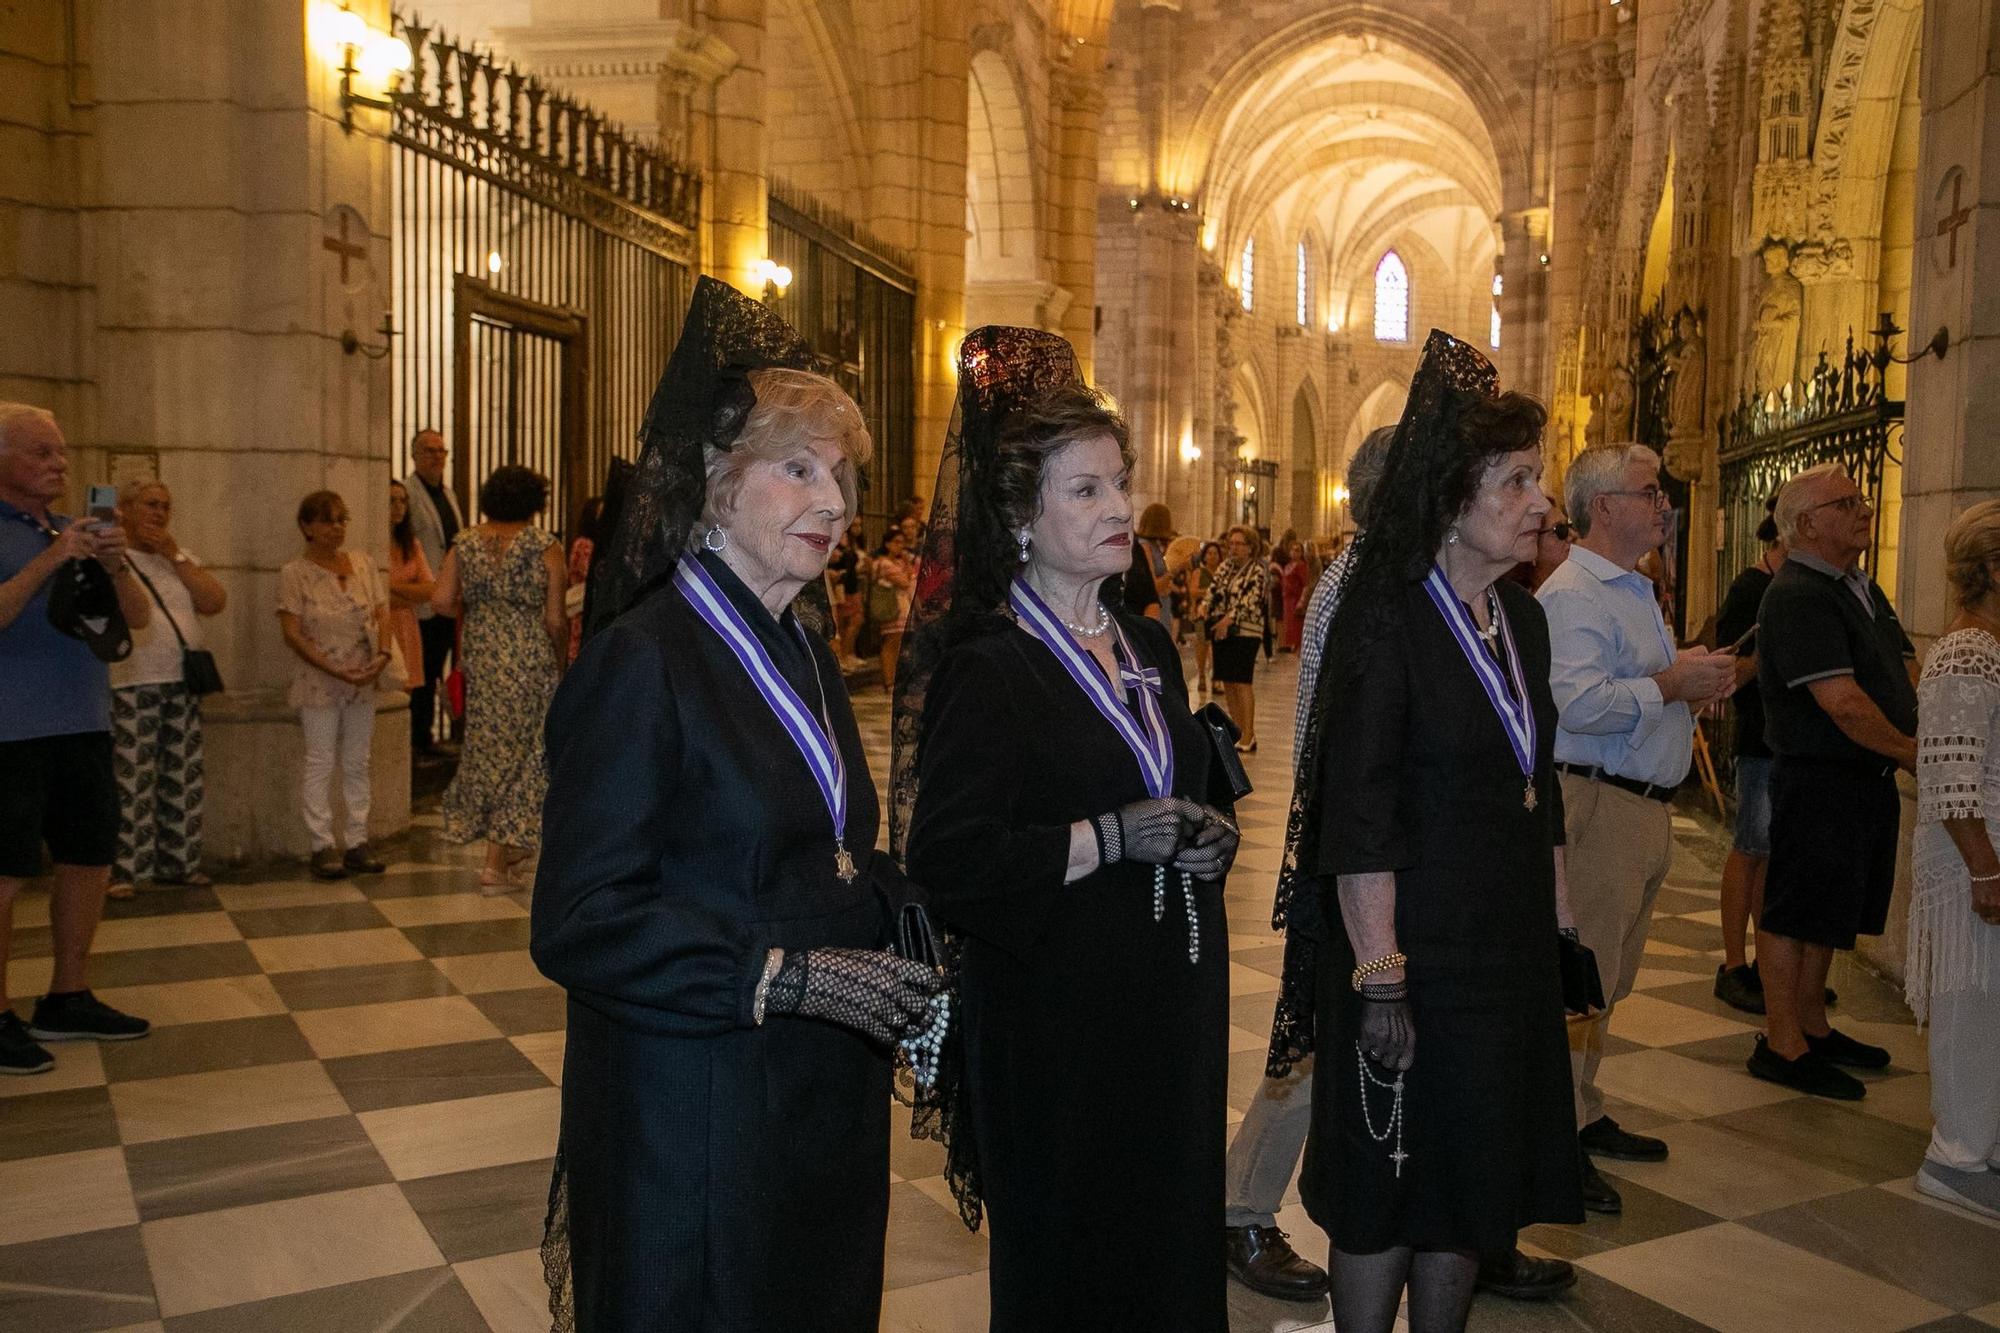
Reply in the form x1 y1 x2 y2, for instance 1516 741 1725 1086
127 560 226 696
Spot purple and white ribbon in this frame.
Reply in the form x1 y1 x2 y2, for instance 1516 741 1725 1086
1421 565 1536 783
1010 578 1174 799
676 556 848 855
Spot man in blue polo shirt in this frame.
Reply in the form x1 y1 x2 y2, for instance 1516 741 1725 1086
0 402 153 1075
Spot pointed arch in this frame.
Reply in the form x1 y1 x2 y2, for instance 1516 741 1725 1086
1373 251 1410 342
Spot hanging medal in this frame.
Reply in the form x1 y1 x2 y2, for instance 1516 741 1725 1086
1011 578 1202 963
1421 566 1540 812
676 556 857 882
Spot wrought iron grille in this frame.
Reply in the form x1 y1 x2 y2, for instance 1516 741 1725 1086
387 11 698 538
767 181 918 537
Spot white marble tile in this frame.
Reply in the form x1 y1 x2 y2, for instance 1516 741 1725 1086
1595 1047 1801 1120
0 1148 138 1245
358 1086 559 1180
293 995 502 1059
1595 1120 1869 1219
1606 993 1759 1047
454 1249 550 1333
110 1060 349 1144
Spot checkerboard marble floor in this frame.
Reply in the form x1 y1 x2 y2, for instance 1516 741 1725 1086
3 652 1993 1332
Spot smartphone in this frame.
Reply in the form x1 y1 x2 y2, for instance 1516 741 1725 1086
1723 623 1757 654
86 484 118 525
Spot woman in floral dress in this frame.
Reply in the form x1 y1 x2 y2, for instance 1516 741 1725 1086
434 465 567 892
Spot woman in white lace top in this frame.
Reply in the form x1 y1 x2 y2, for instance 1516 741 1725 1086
1912 498 2000 1220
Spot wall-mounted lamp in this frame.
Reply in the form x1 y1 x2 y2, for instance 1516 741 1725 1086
752 258 793 302
321 3 413 133
341 312 399 359
486 250 504 275
1538 252 1551 267
1332 483 1350 506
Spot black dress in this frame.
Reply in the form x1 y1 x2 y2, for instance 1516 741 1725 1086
532 551 898 1332
1300 578 1583 1255
907 611 1228 1332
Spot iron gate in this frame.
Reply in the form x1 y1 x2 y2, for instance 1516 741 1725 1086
388 12 699 537
767 181 918 537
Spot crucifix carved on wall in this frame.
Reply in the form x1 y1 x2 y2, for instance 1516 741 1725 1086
322 205 370 290
1936 172 1973 269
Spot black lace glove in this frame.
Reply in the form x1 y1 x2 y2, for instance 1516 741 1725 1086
762 948 944 1046
1172 806 1240 882
1091 797 1204 868
1358 991 1415 1072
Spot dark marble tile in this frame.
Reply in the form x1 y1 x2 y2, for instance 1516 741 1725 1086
98 1013 313 1083
1223 1274 1330 1329
1643 916 1728 954
1654 886 1720 917
84 941 262 988
323 1037 550 1113
225 900 391 939
163 1265 487 1332
1227 1045 1274 1114
0 1224 157 1332
470 986 567 1035
1645 977 1765 1025
355 868 490 901
402 917 532 958
1636 951 1722 977
103 884 223 918
1519 1178 1722 1261
882 1180 989 1291
7 925 51 958
124 1114 391 1221
1467 1265 1716 1332
1742 1186 2000 1313
399 1157 556 1263
888 1102 947 1184
1235 943 1288 977
0 1085 120 1162
268 960 456 1013
1231 992 1278 1038
1602 1033 1647 1058
1900 1319 2000 1333
1704 1097 1929 1185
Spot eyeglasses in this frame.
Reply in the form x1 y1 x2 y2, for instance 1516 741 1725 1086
1807 494 1869 515
1542 521 1572 541
1603 487 1669 508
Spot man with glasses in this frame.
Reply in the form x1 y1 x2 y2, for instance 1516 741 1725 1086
1749 463 1917 1099
1538 443 1737 1214
401 430 463 754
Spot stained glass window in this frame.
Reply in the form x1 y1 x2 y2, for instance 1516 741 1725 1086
1373 250 1408 342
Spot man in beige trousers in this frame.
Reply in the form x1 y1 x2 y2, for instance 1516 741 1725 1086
1536 444 1737 1214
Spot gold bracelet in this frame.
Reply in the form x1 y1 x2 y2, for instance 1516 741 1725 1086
1351 951 1408 991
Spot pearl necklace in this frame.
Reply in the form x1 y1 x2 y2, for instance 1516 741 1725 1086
1062 603 1111 638
1473 587 1502 643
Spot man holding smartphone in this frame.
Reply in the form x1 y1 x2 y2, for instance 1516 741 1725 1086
0 402 153 1076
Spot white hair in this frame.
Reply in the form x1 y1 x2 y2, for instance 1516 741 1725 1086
0 402 57 455
1564 442 1659 536
118 478 169 509
699 368 872 530
1774 462 1849 545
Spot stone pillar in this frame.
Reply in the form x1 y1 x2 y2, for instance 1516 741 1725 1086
83 0 404 862
695 0 766 290
1051 67 1106 377
1121 209 1202 515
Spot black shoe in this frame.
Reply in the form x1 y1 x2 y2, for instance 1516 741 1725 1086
1715 963 1766 1015
1746 1036 1865 1100
310 848 348 880
1580 1114 1668 1162
1476 1247 1577 1301
1579 1151 1623 1214
1224 1225 1330 1301
27 991 150 1043
1806 1027 1891 1069
0 1012 55 1074
342 843 387 875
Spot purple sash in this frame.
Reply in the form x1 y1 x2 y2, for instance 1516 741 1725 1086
1009 578 1174 799
1421 565 1535 783
675 557 849 863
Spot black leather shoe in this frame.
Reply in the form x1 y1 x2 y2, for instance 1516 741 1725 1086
1579 1149 1623 1214
1714 963 1765 1014
1747 1035 1865 1100
1476 1247 1576 1301
1806 1027 1891 1069
1224 1225 1330 1301
342 843 387 875
1580 1114 1669 1162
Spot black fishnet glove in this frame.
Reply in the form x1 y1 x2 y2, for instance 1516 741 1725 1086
1358 996 1415 1072
1173 806 1240 882
763 947 944 1046
1092 797 1204 868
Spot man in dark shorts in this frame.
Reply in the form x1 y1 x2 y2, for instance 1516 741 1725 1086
1750 463 1917 1100
0 402 152 1075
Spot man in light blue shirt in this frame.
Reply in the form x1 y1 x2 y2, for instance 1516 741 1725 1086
1537 443 1736 1215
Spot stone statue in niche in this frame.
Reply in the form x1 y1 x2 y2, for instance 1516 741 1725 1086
1750 241 1803 395
1664 307 1707 480
1600 360 1636 444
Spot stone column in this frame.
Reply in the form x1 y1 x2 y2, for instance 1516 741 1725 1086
695 0 766 290
1050 66 1106 377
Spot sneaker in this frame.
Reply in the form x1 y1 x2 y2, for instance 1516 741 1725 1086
1714 963 1765 1014
1916 1160 2000 1221
342 843 387 875
310 847 348 880
27 990 150 1042
1580 1114 1669 1162
0 1012 55 1075
1806 1027 1891 1069
1746 1035 1864 1100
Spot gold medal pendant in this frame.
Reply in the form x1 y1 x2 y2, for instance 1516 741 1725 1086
835 844 858 883
1523 777 1538 812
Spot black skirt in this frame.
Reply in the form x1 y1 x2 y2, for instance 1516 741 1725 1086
1212 635 1259 684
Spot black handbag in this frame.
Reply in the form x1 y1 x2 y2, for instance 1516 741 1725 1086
127 560 225 696
1196 702 1253 802
1557 932 1607 1015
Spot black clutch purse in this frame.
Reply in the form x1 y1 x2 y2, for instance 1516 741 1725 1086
1558 932 1607 1014
872 862 942 969
1196 702 1253 802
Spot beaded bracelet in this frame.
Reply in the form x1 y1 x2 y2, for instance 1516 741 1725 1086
750 947 785 1026
1972 871 2000 883
1351 951 1408 991
1359 980 1408 1003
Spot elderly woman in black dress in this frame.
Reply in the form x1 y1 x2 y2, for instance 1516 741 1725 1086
1285 331 1589 1333
896 327 1240 1331
532 278 944 1331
